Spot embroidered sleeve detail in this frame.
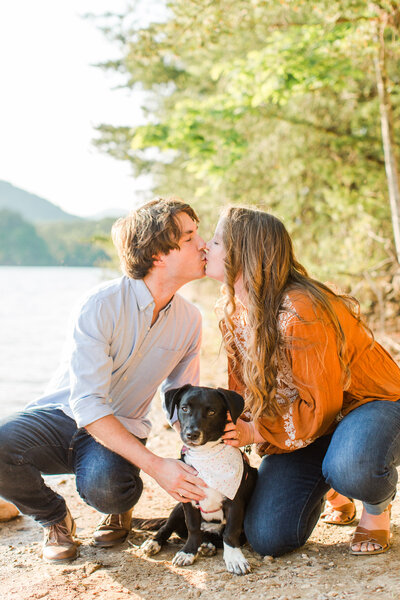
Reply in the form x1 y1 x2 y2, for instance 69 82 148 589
281 405 313 449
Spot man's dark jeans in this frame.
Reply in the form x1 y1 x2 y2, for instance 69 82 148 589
0 408 144 526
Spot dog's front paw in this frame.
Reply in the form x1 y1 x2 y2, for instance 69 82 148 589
198 542 217 556
223 543 251 576
141 538 162 556
172 550 196 566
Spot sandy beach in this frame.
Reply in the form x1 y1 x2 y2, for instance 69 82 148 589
1 281 400 600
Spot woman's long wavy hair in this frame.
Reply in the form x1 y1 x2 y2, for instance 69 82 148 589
219 206 372 421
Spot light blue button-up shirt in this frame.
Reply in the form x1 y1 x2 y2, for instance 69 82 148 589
26 276 202 438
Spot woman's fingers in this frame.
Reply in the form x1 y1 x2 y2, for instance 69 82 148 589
223 412 238 440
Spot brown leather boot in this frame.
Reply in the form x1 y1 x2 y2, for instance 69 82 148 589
92 509 133 547
42 508 78 563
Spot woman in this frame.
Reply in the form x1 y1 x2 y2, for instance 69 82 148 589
206 206 400 557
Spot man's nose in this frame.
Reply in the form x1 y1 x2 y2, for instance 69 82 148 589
197 234 206 249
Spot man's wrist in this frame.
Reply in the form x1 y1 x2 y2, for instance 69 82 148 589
143 453 163 478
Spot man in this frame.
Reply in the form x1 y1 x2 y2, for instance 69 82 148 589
0 197 207 562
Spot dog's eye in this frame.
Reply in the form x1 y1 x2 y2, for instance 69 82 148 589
181 406 189 413
207 409 216 416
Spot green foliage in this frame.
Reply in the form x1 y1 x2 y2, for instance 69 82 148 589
0 210 117 268
0 210 55 266
94 0 400 315
37 219 116 267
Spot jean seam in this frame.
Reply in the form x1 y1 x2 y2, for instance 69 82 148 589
20 444 71 467
376 424 400 506
68 427 85 471
296 475 327 548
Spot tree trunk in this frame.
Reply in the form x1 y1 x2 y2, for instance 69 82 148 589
374 19 400 264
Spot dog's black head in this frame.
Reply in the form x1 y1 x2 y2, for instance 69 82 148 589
164 384 245 447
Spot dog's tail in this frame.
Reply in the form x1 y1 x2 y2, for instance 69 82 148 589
131 517 167 531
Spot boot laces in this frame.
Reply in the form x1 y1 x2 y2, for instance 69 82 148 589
45 520 73 545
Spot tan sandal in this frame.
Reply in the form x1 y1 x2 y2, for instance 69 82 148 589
350 505 391 555
321 490 356 526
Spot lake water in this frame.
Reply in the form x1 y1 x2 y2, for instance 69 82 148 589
0 266 109 419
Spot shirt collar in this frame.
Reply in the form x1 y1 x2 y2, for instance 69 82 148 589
129 278 155 312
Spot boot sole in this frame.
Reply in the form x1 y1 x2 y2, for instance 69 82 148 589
92 533 129 548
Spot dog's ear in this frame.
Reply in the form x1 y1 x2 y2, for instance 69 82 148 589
164 384 193 420
216 388 245 424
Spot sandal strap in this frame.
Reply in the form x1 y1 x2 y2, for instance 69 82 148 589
321 499 356 522
351 526 390 549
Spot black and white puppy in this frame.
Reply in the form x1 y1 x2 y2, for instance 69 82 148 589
141 384 257 575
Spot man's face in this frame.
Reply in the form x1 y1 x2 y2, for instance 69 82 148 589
159 212 207 284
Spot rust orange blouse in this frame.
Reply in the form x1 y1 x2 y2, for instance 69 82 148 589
227 290 400 456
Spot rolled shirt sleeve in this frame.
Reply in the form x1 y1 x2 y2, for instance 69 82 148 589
68 298 116 428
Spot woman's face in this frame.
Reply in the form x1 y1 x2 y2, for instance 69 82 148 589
206 218 226 282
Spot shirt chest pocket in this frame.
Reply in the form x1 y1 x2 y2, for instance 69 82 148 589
134 346 183 381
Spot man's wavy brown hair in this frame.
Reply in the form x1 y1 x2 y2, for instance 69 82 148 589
219 206 372 421
112 197 199 279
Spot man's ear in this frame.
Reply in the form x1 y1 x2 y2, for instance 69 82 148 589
152 253 165 268
216 388 245 424
164 384 193 420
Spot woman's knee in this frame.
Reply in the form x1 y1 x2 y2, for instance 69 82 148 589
244 509 303 557
322 442 397 501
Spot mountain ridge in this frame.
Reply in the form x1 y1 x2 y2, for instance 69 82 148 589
0 180 81 223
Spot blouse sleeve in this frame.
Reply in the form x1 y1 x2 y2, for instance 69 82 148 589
256 299 345 455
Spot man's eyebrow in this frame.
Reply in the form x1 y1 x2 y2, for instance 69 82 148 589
181 225 198 236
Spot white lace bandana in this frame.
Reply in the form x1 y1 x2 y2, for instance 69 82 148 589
183 441 244 500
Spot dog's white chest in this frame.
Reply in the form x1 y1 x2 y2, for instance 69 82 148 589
183 442 244 501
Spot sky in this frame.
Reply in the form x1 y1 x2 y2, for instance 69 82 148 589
0 1 156 218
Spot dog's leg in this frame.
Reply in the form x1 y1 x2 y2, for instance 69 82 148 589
222 501 251 576
141 503 186 556
172 503 202 567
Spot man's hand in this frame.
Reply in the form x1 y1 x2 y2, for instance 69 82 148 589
85 415 206 503
149 457 207 503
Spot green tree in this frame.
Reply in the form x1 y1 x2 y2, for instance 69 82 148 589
37 219 116 267
0 210 54 266
94 0 400 322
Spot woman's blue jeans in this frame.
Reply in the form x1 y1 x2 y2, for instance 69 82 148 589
0 409 145 527
244 399 400 557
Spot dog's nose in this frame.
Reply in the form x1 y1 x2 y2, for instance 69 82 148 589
186 429 200 441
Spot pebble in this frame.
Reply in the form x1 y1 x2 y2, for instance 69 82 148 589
85 563 102 576
263 555 274 563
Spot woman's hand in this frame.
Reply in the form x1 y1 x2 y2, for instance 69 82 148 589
151 457 207 503
222 414 255 447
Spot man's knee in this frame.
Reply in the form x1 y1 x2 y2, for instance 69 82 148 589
0 421 20 468
76 466 143 514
